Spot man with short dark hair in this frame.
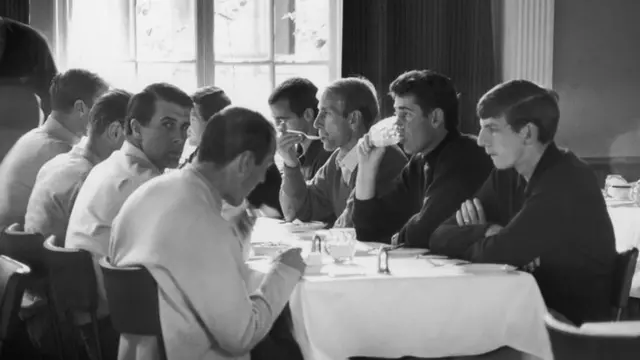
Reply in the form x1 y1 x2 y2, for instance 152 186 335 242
278 77 407 227
25 89 132 242
430 80 616 325
269 77 331 180
110 106 305 359
65 83 192 344
0 68 108 228
352 70 493 245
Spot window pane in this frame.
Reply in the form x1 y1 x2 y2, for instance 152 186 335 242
136 0 196 61
275 65 330 93
214 0 270 61
137 62 198 94
215 65 271 116
275 0 329 62
67 0 132 64
73 61 137 92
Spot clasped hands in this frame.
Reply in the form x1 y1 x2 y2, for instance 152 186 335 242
455 198 502 237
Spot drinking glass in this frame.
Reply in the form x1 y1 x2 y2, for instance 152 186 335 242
369 116 402 147
318 229 358 263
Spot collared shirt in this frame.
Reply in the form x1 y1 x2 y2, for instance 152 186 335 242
65 140 161 319
109 165 301 360
24 143 101 242
352 131 493 246
0 116 80 228
430 143 616 325
335 145 359 184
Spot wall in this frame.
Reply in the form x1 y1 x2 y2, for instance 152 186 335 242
553 0 640 160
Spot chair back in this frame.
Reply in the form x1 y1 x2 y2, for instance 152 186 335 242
99 257 166 359
0 255 31 343
612 248 639 320
546 312 640 359
42 236 98 313
0 223 46 276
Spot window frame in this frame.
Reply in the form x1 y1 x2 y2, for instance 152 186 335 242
51 0 342 92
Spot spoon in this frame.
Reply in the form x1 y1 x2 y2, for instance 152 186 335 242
285 129 321 141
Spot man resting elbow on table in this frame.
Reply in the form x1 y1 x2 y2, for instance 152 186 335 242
279 77 407 227
429 80 616 325
352 70 493 246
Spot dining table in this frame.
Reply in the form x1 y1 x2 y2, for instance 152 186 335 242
247 218 553 360
606 198 640 299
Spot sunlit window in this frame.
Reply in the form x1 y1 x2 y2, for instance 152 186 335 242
56 0 341 116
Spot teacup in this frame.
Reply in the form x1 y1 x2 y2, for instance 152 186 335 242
315 229 357 263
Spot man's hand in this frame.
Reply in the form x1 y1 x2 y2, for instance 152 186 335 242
356 134 386 171
522 257 541 273
484 224 503 237
275 247 307 274
276 130 302 168
455 198 486 226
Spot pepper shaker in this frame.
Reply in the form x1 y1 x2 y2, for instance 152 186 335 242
378 247 390 274
312 234 323 253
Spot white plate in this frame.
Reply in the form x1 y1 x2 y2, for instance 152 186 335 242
459 263 517 272
389 248 429 257
282 221 327 233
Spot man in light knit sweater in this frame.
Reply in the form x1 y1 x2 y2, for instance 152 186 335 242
278 77 407 227
109 106 306 359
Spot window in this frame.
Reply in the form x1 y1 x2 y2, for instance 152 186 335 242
55 0 342 116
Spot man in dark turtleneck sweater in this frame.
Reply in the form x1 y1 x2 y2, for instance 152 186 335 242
352 70 493 247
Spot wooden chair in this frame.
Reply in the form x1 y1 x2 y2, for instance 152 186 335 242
612 248 639 320
43 236 102 360
0 255 31 355
99 257 167 360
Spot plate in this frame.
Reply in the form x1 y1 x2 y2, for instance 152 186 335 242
458 263 517 272
252 243 290 257
282 221 327 233
388 248 429 257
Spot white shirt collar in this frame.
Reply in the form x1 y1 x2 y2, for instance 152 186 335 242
336 146 358 184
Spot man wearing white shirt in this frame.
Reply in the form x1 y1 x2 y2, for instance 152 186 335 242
110 106 306 359
65 83 192 358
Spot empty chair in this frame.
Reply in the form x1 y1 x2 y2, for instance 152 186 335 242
43 236 102 360
546 311 640 359
612 248 639 320
0 223 46 284
0 255 31 354
99 257 166 360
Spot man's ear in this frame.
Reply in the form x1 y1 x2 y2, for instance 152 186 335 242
430 108 445 129
73 99 89 116
129 118 143 139
348 110 364 131
520 123 538 144
303 108 315 124
236 150 255 176
107 121 122 142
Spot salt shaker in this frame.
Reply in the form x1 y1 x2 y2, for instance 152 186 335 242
377 247 390 274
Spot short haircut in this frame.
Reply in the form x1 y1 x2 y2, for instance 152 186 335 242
268 77 319 118
477 80 560 144
192 86 232 122
49 69 109 112
389 70 460 132
88 89 133 136
324 77 379 130
124 82 193 135
198 106 276 167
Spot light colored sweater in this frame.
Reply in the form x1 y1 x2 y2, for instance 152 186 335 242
109 165 302 359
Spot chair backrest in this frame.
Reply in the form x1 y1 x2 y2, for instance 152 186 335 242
0 223 46 276
99 257 166 360
98 257 161 335
0 255 31 341
42 236 98 313
612 248 639 310
545 312 640 359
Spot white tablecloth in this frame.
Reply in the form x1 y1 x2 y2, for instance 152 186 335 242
250 219 553 360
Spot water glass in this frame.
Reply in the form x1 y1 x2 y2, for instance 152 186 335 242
369 116 403 147
317 229 358 263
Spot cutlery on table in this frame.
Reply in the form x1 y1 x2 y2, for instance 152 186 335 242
285 129 321 140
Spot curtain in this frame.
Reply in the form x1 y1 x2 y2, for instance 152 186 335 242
342 0 497 134
0 0 29 24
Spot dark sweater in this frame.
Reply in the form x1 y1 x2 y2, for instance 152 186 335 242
352 131 493 246
430 143 616 325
